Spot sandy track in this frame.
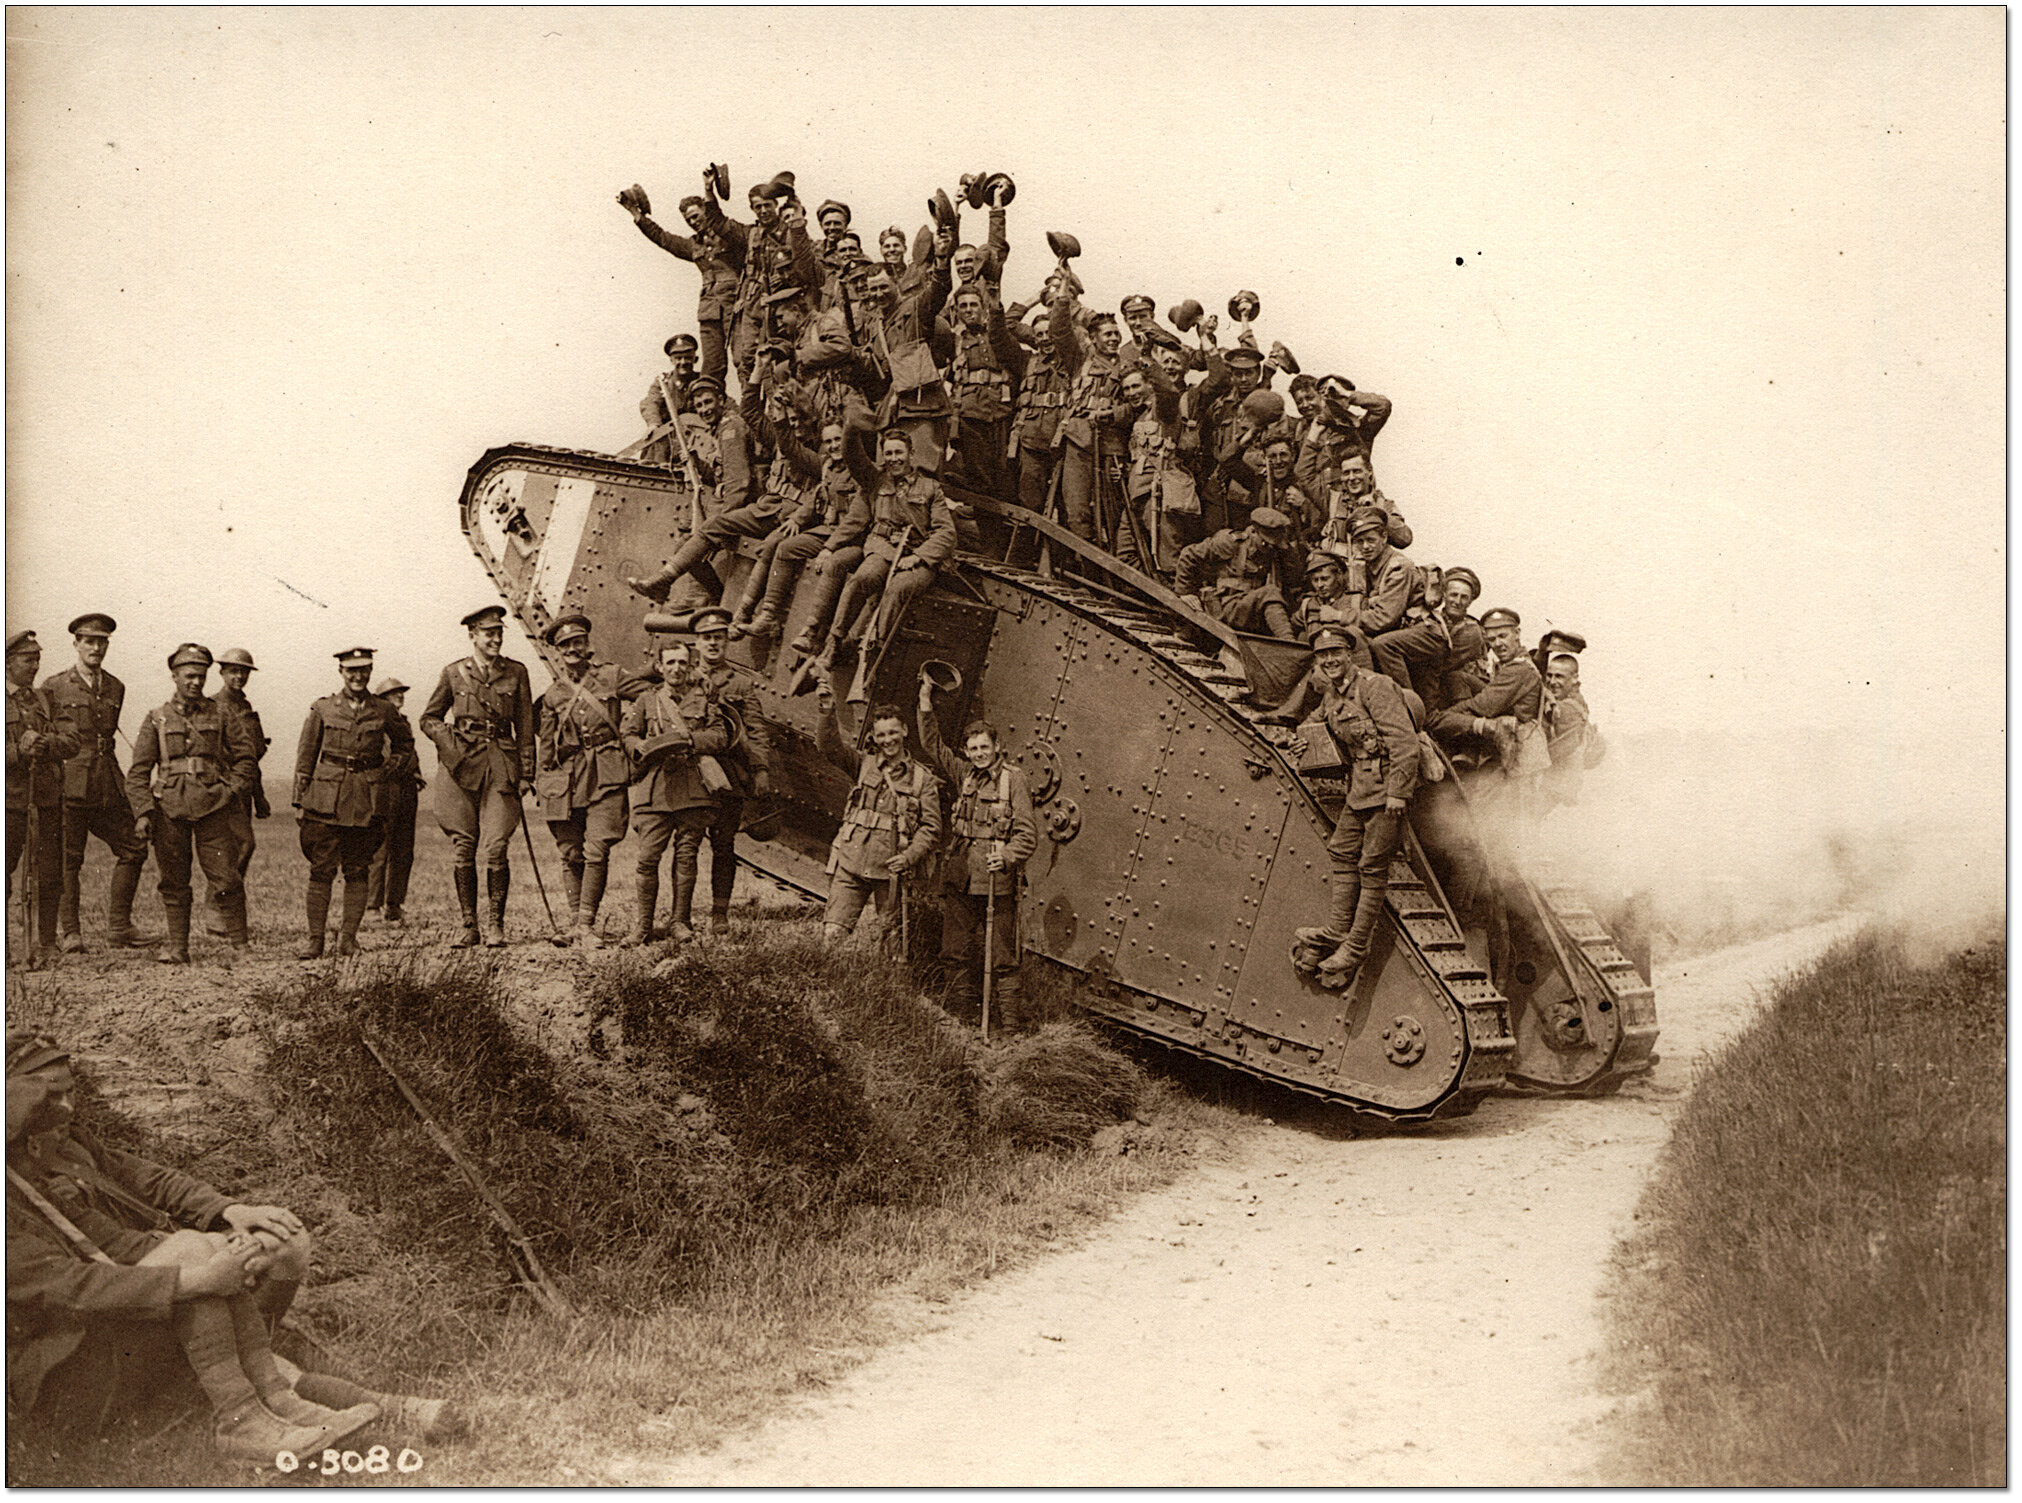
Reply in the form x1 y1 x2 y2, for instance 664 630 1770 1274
611 919 1853 1487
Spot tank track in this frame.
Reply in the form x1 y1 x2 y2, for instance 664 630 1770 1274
1509 869 1660 1095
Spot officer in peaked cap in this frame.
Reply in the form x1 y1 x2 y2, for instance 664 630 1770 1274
639 335 701 466
291 648 411 961
421 607 535 948
207 648 272 940
535 612 632 947
365 674 425 926
125 644 259 964
40 612 154 952
8 629 78 966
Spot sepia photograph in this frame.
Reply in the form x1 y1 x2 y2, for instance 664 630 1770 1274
4 6 2004 1488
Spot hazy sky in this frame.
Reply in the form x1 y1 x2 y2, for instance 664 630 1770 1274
5 9 2004 814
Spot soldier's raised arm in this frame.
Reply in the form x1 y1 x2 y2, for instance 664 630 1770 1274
914 683 965 787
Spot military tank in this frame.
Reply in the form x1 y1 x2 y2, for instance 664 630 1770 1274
457 440 1656 1123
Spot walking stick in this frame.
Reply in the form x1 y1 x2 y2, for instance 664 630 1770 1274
513 794 570 946
981 880 996 1043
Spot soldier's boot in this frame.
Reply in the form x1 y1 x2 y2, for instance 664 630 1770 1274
1318 887 1387 988
449 865 481 948
575 862 608 948
225 891 252 952
993 969 1031 1033
746 561 800 640
482 865 510 947
172 1303 333 1462
296 881 332 961
205 895 231 938
708 855 735 935
820 921 849 947
278 1359 465 1442
627 869 659 947
560 862 583 918
624 567 679 603
226 1296 366 1431
670 864 698 944
106 862 158 948
334 882 369 957
1291 926 1347 975
57 888 81 951
790 563 852 655
155 899 192 965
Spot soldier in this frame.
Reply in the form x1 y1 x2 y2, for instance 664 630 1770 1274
207 649 270 940
535 614 631 947
125 645 259 965
816 428 960 675
620 639 729 946
420 606 536 949
7 633 78 968
944 283 1025 500
364 676 424 926
1528 626 1588 685
1370 565 1485 713
812 682 940 945
292 649 411 961
41 614 152 953
915 678 1038 1030
1222 432 1319 540
1542 653 1601 809
1429 606 1546 771
1305 451 1413 553
1173 506 1301 638
1049 284 1129 551
1290 550 1362 644
690 608 772 934
739 413 862 643
702 173 818 385
637 334 699 468
625 374 756 603
1341 504 1417 640
1006 284 1072 513
623 190 742 384
1285 625 1420 988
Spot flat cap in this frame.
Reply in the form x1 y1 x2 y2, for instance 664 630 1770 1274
545 612 592 645
688 374 726 397
1310 625 1360 653
68 614 116 637
6 630 39 656
1539 628 1588 654
1480 607 1522 631
1304 550 1345 575
461 605 508 629
1119 294 1155 316
815 198 852 226
690 607 733 634
218 647 257 671
664 333 699 357
1222 343 1265 365
167 642 214 670
1247 507 1291 533
5 1031 69 1077
371 676 410 697
334 647 375 668
1347 505 1390 538
1444 566 1482 600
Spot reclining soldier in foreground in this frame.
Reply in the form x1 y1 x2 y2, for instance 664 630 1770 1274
6 1033 458 1456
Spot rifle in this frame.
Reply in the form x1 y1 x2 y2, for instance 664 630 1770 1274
982 881 996 1044
846 522 916 706
661 374 711 540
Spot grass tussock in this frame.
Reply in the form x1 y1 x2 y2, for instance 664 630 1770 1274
1602 926 2004 1485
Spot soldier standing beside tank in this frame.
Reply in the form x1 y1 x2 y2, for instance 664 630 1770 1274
126 645 259 965
690 608 770 935
41 614 152 953
208 649 270 939
1287 625 1420 989
420 606 536 949
364 676 423 926
812 681 940 946
915 677 1038 1030
535 614 632 947
292 649 410 961
620 639 729 946
7 633 78 968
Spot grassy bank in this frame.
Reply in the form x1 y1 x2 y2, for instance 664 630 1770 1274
1601 926 2005 1485
8 937 1233 1486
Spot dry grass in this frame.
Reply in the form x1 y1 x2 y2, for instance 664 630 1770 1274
7 880 1233 1487
1598 925 2005 1485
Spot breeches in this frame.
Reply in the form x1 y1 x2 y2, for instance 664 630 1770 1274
954 416 1011 498
155 808 244 906
435 776 521 867
631 807 714 873
697 317 728 383
1325 804 1403 936
825 866 899 931
1370 619 1454 706
549 789 628 869
298 818 383 885
8 804 62 944
697 502 782 551
939 886 1018 973
61 801 146 882
1210 586 1294 639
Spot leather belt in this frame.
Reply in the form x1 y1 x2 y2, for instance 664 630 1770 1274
163 756 218 775
319 752 383 770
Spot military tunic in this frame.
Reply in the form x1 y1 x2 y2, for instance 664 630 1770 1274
622 682 728 938
632 213 743 382
817 705 941 934
420 654 536 871
39 665 149 942
7 681 78 950
294 690 409 885
916 706 1038 979
537 663 631 878
366 707 424 918
1307 667 1420 950
125 694 258 926
828 457 961 650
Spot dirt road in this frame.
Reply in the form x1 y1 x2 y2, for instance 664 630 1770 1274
613 919 1852 1487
